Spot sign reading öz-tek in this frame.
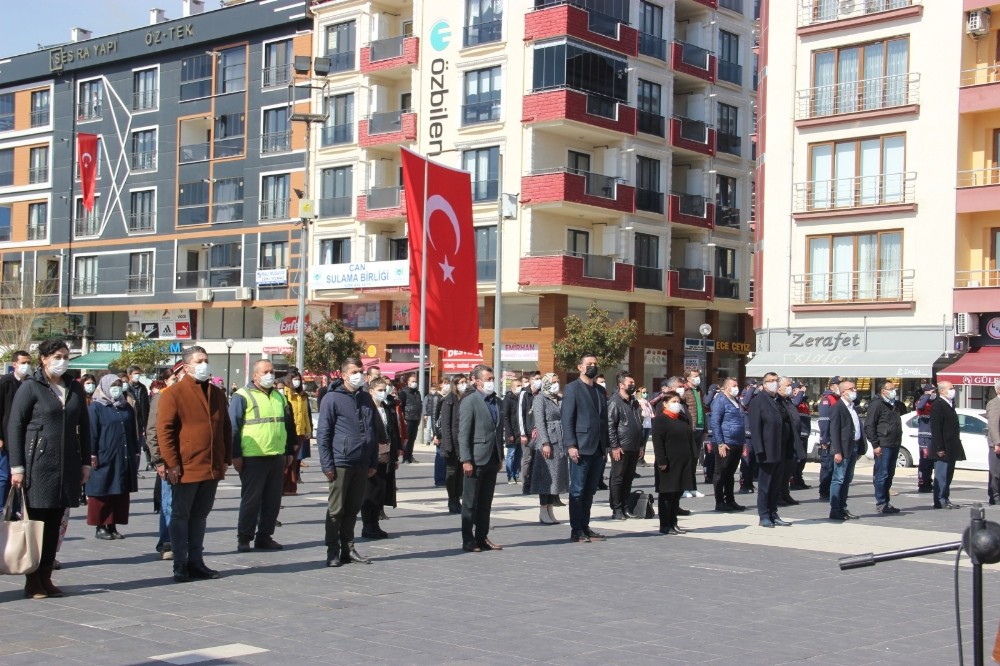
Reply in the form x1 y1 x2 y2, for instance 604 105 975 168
49 23 196 72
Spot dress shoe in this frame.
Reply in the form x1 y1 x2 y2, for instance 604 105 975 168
478 539 503 551
326 553 344 567
172 567 191 582
726 501 747 512
95 526 114 540
944 501 959 510
448 500 462 514
714 503 735 513
597 480 609 491
758 518 776 528
188 563 221 579
790 481 811 490
254 536 283 550
844 511 859 520
667 527 686 535
362 528 389 539
108 525 125 539
585 529 607 541
551 497 566 507
345 547 371 564
570 532 591 543
771 516 793 527
780 495 800 506
917 486 934 493
829 511 848 521
462 541 481 553
611 509 628 520
676 508 692 516
237 540 252 553
738 486 755 495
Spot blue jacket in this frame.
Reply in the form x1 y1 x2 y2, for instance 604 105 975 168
710 392 746 446
316 380 378 470
85 400 139 497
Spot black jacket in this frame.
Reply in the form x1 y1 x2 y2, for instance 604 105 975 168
748 390 795 463
502 390 519 446
829 398 868 458
864 398 905 449
128 380 151 432
399 386 422 422
929 398 967 462
607 392 643 451
438 386 473 456
517 388 537 438
0 372 27 443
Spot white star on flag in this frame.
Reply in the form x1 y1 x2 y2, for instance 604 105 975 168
439 256 456 283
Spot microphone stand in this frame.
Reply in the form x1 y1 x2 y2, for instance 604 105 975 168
839 505 1000 666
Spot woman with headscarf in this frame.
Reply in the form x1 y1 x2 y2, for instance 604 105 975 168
651 391 696 535
283 370 311 495
530 372 569 525
85 374 139 540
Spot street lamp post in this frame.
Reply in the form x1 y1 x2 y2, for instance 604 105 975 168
225 338 235 392
324 331 335 375
698 323 712 374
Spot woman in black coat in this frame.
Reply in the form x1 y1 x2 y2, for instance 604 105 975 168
651 391 695 535
361 378 403 539
86 374 139 540
437 374 470 514
8 338 92 598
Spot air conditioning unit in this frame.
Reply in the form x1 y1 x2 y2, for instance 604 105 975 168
968 9 991 37
195 288 214 302
233 286 253 300
956 312 980 336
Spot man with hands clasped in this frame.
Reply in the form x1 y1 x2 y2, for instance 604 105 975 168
929 380 965 510
864 380 905 514
828 379 866 521
458 365 505 553
748 374 796 528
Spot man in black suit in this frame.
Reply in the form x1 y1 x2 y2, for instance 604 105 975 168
930 380 965 510
748 373 794 528
458 365 505 552
829 379 866 521
561 353 610 542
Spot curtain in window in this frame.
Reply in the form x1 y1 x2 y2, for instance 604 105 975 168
886 39 908 106
811 145 833 210
859 139 881 205
838 48 859 114
856 234 878 299
808 238 830 301
813 52 835 117
832 236 853 300
834 142 856 208
814 0 837 21
862 44 884 111
879 232 902 299
882 136 905 203
262 175 289 219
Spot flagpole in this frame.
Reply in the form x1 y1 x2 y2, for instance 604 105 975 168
418 156 429 405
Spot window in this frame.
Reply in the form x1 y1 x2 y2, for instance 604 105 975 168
568 229 590 256
568 150 590 175
320 166 353 217
263 39 292 88
401 92 412 111
325 21 356 72
463 146 499 202
634 232 662 290
463 66 502 125
319 238 351 264
807 230 902 302
717 103 740 156
180 54 213 101
129 252 153 293
0 93 12 131
808 134 906 209
74 256 99 295
30 90 49 127
29 147 48 184
0 203 10 241
532 40 629 107
715 247 739 298
637 79 664 136
0 149 11 186
78 80 103 121
260 174 291 221
720 0 744 14
812 37 909 116
131 129 157 171
390 238 408 261
464 0 503 47
74 197 102 237
213 177 244 224
638 2 666 60
322 93 354 146
719 31 742 86
217 46 247 94
1 261 20 305
635 156 663 213
475 225 497 281
260 241 287 269
716 175 740 227
27 202 47 240
215 113 245 157
178 181 209 226
133 68 158 110
262 107 290 153
130 190 155 232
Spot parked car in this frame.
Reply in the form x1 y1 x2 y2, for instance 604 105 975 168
863 408 992 471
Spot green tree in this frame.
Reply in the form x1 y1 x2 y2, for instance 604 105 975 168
111 331 171 374
552 302 638 372
285 316 365 375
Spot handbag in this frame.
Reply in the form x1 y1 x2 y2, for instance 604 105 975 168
626 490 655 519
0 488 44 575
377 442 391 465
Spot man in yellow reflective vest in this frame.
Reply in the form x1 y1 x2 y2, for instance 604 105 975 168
229 359 297 552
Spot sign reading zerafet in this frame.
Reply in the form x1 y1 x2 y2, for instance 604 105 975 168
312 260 409 289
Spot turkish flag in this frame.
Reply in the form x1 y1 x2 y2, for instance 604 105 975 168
77 133 99 212
401 147 479 354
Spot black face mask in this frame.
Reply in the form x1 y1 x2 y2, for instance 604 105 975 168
625 385 637 395
583 366 598 380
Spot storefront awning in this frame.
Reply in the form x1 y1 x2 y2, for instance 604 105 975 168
937 348 1000 386
745 349 942 379
367 362 434 380
67 352 119 371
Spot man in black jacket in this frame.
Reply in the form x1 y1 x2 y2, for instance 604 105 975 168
865 380 905 514
930 380 965 510
829 379 866 521
607 371 643 520
438 375 470 514
517 372 542 492
749 374 795 528
0 350 32 505
398 374 422 463
501 379 522 484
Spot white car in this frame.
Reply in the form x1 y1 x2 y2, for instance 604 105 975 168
864 408 993 471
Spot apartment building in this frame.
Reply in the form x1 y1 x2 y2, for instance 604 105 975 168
307 0 758 386
0 0 312 378
751 0 959 400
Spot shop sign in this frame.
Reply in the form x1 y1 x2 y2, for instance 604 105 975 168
715 340 751 354
341 303 380 331
644 349 669 365
683 338 716 352
500 343 538 362
311 260 408 289
255 268 288 286
442 346 484 373
389 345 423 363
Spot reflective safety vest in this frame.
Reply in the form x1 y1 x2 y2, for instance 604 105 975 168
236 387 287 457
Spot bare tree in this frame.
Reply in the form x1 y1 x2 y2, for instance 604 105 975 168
0 277 59 361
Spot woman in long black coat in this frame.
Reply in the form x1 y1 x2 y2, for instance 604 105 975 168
362 378 402 539
437 374 470 514
86 374 139 540
8 338 91 598
651 391 695 535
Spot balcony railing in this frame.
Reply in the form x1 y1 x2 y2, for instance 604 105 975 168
637 110 665 137
956 269 1000 288
714 276 740 299
718 60 742 86
215 138 244 158
132 89 158 111
639 32 667 61
76 102 102 121
132 150 156 171
369 110 403 135
326 51 355 73
262 131 291 154
715 206 741 228
675 267 709 290
369 36 405 62
321 123 353 146
675 115 710 143
798 0 918 27
791 268 915 305
464 19 503 47
319 196 352 217
259 200 290 221
962 64 1000 88
212 202 243 224
128 274 153 294
462 100 502 125
262 64 291 88
128 212 154 232
570 169 619 199
27 223 46 240
29 109 49 127
795 72 920 120
717 132 741 156
675 40 713 71
73 277 98 296
573 252 616 280
367 186 402 210
958 167 1000 188
74 216 100 238
472 179 499 202
175 268 241 289
720 0 743 13
585 94 620 120
634 265 663 290
180 142 210 163
477 259 497 282
28 166 48 184
794 172 916 213
636 188 664 213
676 193 710 217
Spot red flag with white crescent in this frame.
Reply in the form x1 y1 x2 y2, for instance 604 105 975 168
77 133 99 212
400 147 479 354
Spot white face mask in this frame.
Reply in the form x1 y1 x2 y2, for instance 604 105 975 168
16 363 31 378
440 384 451 395
131 374 140 383
482 381 495 395
457 383 468 393
374 390 386 402
532 379 542 391
548 382 560 395
292 379 301 389
675 387 685 397
729 386 740 397
691 377 701 388
946 388 956 400
884 390 896 402
109 386 123 400
84 383 95 394
348 372 365 389
259 373 275 389
408 381 417 389
193 362 211 383
846 391 857 402
666 402 683 414
764 381 778 394
783 386 793 397
48 358 68 377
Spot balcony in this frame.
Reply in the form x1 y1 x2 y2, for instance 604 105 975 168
262 64 291 89
34 280 59 308
259 199 291 221
521 168 635 216
524 2 638 57
669 116 716 156
637 110 665 137
523 87 637 139
359 111 417 148
178 205 209 227
212 202 243 224
671 41 717 83
668 193 715 229
639 32 667 61
27 222 46 240
462 100 502 126
321 123 353 147
790 269 915 308
718 60 743 87
668 268 714 301
128 274 153 294
127 212 154 233
960 65 1000 113
634 265 663 291
30 109 50 127
74 216 100 238
132 150 156 172
636 188 665 214
261 131 291 154
464 20 503 47
715 206 741 229
180 142 210 163
717 132 741 157
714 276 740 299
518 252 635 292
793 172 917 218
357 186 407 221
76 102 102 122
215 137 244 159
797 0 922 34
28 166 48 184
319 196 352 218
360 36 419 76
957 168 1000 213
175 268 241 290
73 277 98 296
795 73 921 125
132 89 158 111
720 0 743 12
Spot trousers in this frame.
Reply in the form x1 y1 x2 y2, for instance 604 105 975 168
989 449 1000 503
169 480 219 569
713 443 742 504
756 460 782 520
462 458 499 544
237 455 285 542
324 466 368 556
568 451 606 536
444 451 463 503
608 450 640 511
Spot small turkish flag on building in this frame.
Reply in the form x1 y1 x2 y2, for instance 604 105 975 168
77 133 99 212
401 147 479 354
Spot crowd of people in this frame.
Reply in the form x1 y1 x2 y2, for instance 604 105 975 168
0 340 998 599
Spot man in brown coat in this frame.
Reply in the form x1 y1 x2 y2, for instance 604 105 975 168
157 346 232 583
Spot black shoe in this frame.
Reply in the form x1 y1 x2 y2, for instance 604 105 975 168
462 541 481 552
585 529 607 541
819 492 830 500
237 540 252 553
172 567 191 583
676 508 692 516
570 532 591 543
345 547 371 564
326 553 344 567
597 480 609 491
611 509 628 521
188 563 220 579
829 512 848 521
633 472 642 478
933 502 943 509
771 516 793 527
738 486 754 495
844 511 860 520
552 497 566 507
726 501 747 512
918 486 934 494
254 536 283 550
362 529 389 540
447 500 462 514
780 496 800 506
95 526 114 540
990 498 997 506
758 518 776 528
714 503 735 513
789 481 811 490
667 527 686 535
